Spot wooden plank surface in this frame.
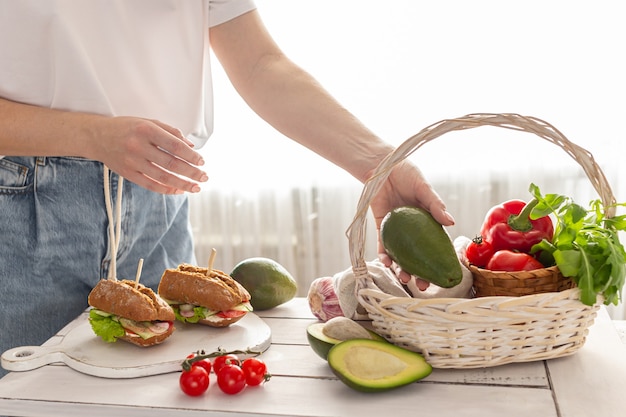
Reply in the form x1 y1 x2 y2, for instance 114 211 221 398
547 308 626 417
1 298 624 417
0 364 556 417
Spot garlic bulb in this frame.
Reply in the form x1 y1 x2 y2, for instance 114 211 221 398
307 277 343 322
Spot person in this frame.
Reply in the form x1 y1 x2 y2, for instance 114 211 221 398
0 0 453 376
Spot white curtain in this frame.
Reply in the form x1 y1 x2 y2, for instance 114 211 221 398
189 183 377 290
189 163 625 319
191 0 626 319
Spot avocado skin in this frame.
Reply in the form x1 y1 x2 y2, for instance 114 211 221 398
380 206 462 288
230 257 298 310
327 339 432 392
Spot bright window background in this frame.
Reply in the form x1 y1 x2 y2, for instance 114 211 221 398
202 0 625 189
192 0 626 318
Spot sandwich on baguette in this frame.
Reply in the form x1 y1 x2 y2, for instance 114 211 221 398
88 279 176 346
158 264 252 327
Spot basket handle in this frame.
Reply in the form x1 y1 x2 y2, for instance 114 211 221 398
346 113 616 280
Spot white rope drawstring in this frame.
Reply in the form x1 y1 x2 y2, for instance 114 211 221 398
103 165 124 281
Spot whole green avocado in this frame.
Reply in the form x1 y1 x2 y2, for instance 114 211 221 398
230 257 298 310
380 206 462 288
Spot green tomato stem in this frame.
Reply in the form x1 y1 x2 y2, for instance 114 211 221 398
181 347 265 371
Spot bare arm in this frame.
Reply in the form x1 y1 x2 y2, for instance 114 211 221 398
0 97 207 194
210 11 454 285
209 10 392 184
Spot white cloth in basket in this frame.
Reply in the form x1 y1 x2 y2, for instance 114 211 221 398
333 236 474 320
332 260 409 320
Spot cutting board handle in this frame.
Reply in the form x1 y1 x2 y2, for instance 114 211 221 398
1 345 66 372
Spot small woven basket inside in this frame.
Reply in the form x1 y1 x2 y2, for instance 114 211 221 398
469 264 575 297
347 113 616 369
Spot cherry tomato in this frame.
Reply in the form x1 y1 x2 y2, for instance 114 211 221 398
217 364 246 395
185 353 212 375
486 250 544 272
241 358 270 386
213 354 240 374
179 366 209 397
192 359 212 374
465 235 495 268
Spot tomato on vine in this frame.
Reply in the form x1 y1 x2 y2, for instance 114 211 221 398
217 364 246 395
186 353 212 374
179 349 270 397
241 357 271 386
179 366 209 397
213 354 240 374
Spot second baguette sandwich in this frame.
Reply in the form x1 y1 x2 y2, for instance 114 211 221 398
158 264 252 327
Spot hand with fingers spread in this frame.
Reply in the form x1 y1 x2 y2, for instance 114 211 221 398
89 117 208 195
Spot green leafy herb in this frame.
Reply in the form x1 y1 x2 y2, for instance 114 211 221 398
529 183 626 306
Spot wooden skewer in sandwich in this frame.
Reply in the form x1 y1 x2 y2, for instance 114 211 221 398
87 168 176 346
158 247 252 327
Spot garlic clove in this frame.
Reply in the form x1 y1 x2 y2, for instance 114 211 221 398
322 316 372 341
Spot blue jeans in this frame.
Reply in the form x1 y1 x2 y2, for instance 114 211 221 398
0 156 195 376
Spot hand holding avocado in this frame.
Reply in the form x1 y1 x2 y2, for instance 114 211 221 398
368 159 456 286
380 206 463 289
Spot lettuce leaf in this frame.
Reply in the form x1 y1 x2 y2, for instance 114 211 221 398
89 309 125 343
172 302 252 323
173 305 211 324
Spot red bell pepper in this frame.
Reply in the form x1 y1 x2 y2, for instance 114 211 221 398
486 250 544 272
480 198 553 254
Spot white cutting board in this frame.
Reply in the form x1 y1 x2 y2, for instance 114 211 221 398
1 313 271 379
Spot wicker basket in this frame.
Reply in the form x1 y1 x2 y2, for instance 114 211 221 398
469 264 575 297
347 113 616 369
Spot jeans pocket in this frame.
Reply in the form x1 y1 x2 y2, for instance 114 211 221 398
0 157 31 193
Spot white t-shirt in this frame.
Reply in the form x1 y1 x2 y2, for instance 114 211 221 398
0 0 256 147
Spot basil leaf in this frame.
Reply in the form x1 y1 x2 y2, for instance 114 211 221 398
528 183 626 306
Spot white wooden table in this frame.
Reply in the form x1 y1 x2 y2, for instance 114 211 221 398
1 297 625 417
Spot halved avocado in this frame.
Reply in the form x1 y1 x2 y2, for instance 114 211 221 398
307 322 386 360
327 339 432 392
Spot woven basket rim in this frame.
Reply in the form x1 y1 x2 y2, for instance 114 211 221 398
347 113 616 302
466 263 561 276
345 115 612 368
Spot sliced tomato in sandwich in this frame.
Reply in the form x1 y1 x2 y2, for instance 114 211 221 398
217 309 247 319
218 301 253 318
